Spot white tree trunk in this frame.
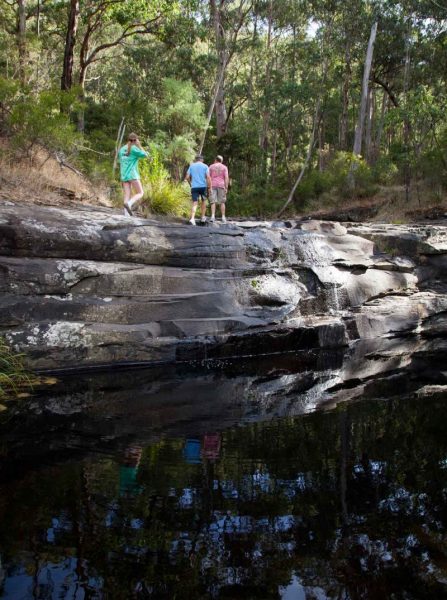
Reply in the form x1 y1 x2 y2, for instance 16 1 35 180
352 21 378 157
211 0 228 139
198 59 227 155
339 39 351 150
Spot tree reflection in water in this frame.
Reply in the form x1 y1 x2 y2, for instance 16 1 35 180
1 390 447 598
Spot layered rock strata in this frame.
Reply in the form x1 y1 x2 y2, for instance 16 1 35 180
1 201 446 370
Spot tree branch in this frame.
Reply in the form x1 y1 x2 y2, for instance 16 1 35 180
372 76 399 107
84 17 162 66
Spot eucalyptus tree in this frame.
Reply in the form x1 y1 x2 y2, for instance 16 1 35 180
196 0 253 153
58 0 180 130
0 0 46 84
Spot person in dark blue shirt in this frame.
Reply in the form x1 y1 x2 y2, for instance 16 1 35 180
185 155 212 225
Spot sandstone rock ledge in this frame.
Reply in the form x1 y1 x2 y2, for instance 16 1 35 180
1 201 447 371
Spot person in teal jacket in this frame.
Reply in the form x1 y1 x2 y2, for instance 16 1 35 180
118 132 148 216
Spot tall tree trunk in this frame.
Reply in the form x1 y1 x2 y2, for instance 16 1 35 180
247 13 258 102
36 0 41 36
364 88 374 163
374 89 388 160
278 29 330 217
76 66 88 132
271 128 277 183
61 0 80 91
260 0 273 165
352 21 378 157
198 59 227 155
210 0 228 139
287 24 297 161
403 20 412 203
318 120 324 171
77 29 91 132
339 39 351 151
277 97 321 217
17 0 27 85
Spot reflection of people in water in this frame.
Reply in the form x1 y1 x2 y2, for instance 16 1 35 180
119 445 143 496
183 433 222 464
202 433 221 462
183 438 202 465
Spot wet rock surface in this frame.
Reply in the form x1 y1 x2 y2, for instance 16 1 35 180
0 336 441 471
1 201 447 369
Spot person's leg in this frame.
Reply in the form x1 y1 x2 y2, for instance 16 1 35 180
127 179 144 212
189 189 199 224
210 189 216 220
190 201 198 219
219 188 227 222
122 181 132 215
200 197 207 221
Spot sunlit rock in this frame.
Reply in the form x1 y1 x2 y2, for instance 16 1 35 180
1 201 446 369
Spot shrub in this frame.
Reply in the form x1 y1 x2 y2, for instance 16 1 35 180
139 145 190 217
327 152 378 198
0 337 31 400
144 180 190 217
372 156 399 185
5 83 81 158
295 152 378 205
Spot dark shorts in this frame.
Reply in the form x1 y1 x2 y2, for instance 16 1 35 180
191 187 208 202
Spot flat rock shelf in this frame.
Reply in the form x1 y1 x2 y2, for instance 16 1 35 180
1 201 447 370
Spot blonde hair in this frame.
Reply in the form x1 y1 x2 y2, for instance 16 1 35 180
126 132 138 156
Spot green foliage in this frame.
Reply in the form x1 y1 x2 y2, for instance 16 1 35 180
153 131 196 181
371 156 399 186
0 75 19 105
1 80 81 157
139 145 190 217
158 78 205 138
332 153 378 198
297 153 379 205
0 338 31 400
1 0 447 216
77 129 115 184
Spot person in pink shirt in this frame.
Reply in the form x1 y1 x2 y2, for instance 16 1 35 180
208 155 229 223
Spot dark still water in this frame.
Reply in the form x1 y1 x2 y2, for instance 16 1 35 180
1 341 447 599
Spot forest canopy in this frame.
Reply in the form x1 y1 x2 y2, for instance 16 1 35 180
1 0 446 217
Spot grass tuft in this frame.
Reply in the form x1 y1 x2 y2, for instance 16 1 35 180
0 338 33 400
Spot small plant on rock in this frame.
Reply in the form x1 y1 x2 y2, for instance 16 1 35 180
0 338 32 401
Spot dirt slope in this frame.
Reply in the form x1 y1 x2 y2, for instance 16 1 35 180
0 141 113 209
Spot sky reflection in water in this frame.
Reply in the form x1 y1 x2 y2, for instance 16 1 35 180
1 353 447 599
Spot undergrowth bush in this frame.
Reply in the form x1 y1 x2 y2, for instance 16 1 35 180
0 337 31 400
0 77 81 158
297 152 379 205
372 155 399 185
139 145 190 217
78 129 115 184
